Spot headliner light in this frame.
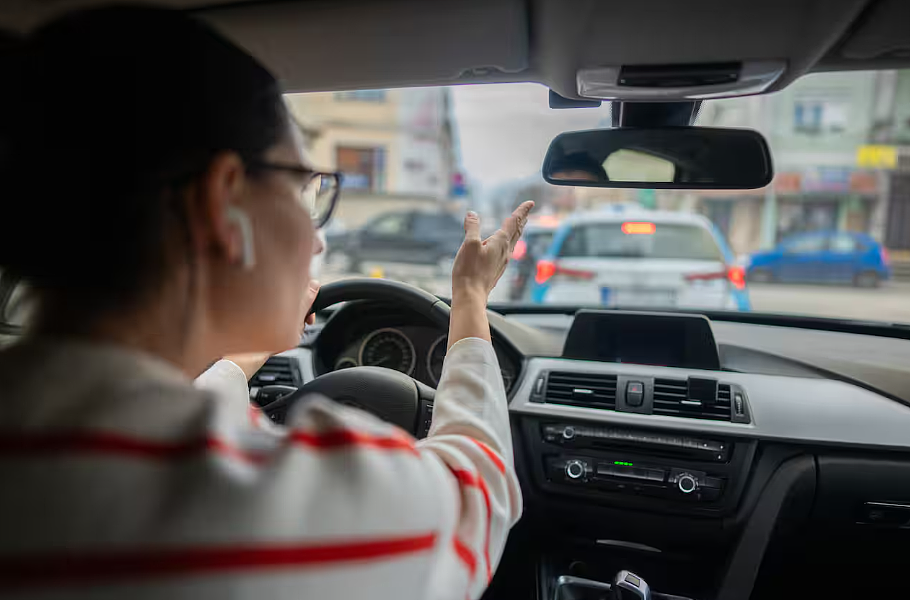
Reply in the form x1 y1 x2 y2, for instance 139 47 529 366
621 222 656 235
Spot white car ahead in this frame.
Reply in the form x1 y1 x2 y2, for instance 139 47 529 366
528 209 750 311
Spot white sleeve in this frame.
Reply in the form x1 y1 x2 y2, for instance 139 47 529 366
417 337 523 599
194 359 252 415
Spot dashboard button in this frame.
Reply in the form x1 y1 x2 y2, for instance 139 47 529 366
565 459 586 480
625 381 644 407
677 473 698 494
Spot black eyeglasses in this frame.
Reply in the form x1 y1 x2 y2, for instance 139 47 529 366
246 160 342 229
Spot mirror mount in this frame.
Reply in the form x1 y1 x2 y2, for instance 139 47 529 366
611 101 701 128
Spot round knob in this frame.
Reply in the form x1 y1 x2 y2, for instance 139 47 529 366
565 460 586 480
562 426 576 440
677 473 698 494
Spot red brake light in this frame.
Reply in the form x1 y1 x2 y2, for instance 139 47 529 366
536 260 556 284
622 222 656 235
535 260 594 284
881 246 890 266
512 239 527 261
685 266 747 290
727 265 746 290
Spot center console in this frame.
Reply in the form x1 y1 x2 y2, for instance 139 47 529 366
506 311 763 600
524 418 755 516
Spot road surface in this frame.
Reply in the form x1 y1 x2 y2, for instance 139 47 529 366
748 281 910 323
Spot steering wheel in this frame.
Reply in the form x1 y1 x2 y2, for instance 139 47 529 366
259 279 451 438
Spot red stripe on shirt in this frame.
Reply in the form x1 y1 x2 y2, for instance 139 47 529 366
470 439 506 474
248 405 263 429
448 468 493 582
452 537 477 580
289 429 417 454
0 533 437 590
0 429 417 463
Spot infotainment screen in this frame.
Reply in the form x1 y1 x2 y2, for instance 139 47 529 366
562 310 720 370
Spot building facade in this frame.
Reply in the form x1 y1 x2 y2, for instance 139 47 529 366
285 88 458 228
693 69 910 255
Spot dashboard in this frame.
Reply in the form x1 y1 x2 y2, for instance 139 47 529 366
311 302 519 393
264 301 910 599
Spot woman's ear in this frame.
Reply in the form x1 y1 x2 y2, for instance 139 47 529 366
192 151 249 266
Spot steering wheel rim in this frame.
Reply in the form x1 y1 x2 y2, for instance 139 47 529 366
309 277 451 327
262 279 450 437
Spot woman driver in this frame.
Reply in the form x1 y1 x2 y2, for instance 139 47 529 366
0 7 530 598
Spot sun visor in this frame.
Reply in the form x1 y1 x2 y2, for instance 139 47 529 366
836 0 910 61
201 0 529 93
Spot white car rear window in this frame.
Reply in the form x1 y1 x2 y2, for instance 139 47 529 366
559 223 724 261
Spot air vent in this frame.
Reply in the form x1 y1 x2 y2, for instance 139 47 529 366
545 372 618 410
250 356 301 388
652 378 732 421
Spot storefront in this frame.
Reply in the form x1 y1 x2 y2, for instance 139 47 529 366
695 167 882 255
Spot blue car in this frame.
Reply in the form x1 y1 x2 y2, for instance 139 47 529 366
748 231 891 287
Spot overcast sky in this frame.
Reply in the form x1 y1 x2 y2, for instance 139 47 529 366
451 83 614 189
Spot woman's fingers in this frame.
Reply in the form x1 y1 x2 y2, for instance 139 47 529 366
490 201 535 252
463 210 482 243
503 201 534 241
302 279 320 328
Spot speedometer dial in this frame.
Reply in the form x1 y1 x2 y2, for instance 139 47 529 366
358 328 416 375
427 335 515 393
427 335 447 385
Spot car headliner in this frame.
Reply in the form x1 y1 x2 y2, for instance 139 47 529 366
0 0 908 99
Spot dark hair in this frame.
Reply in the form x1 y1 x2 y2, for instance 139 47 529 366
549 153 608 181
0 6 288 312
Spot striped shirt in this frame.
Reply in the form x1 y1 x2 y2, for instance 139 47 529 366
0 337 522 599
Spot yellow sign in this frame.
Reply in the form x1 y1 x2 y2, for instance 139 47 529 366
857 145 897 169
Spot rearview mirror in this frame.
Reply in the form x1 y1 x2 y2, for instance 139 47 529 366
543 127 773 189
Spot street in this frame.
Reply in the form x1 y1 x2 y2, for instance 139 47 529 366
748 281 910 322
320 261 910 323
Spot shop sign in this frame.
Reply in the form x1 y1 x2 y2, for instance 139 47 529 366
857 145 897 169
801 167 850 192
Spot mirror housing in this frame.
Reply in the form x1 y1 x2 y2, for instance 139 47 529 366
543 126 773 190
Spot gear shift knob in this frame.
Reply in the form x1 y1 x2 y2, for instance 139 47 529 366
613 570 651 600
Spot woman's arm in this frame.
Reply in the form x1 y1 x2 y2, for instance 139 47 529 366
448 203 534 349
412 201 533 597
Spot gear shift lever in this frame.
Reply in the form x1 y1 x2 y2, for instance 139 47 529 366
612 570 651 600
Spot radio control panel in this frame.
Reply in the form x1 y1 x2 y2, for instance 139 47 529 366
524 419 755 514
546 455 725 502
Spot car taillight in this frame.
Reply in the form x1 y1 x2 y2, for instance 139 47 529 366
536 260 557 284
685 266 746 290
512 239 527 261
881 246 890 266
535 260 594 284
727 265 746 290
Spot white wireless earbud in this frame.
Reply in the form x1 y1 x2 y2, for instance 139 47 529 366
226 207 256 270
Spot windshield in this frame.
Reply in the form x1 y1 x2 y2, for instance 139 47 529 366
287 69 910 322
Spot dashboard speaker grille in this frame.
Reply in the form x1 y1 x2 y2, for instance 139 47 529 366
545 372 618 410
653 378 733 421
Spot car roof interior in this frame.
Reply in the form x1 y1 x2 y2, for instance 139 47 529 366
2 0 910 97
